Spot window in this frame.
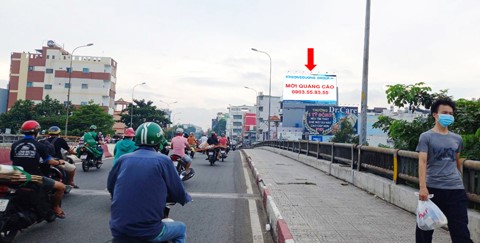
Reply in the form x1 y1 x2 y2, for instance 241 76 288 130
259 118 264 122
233 115 242 120
259 96 263 100
64 83 70 88
80 101 87 106
44 84 52 90
233 122 242 126
46 55 50 59
66 67 72 73
27 82 33 87
28 66 34 71
46 68 53 74
81 84 88 89
259 106 264 112
82 68 89 73
51 55 55 59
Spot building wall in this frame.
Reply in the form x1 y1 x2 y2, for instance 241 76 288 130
0 88 8 114
255 95 281 141
7 44 117 114
226 105 254 142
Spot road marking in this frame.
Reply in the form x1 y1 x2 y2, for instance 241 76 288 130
241 153 265 243
70 189 261 200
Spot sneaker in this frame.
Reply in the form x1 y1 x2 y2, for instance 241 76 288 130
64 185 72 194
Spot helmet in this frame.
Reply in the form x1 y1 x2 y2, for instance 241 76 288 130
89 125 97 130
124 128 135 137
48 126 61 135
175 128 184 134
221 133 225 137
135 122 163 146
21 120 41 134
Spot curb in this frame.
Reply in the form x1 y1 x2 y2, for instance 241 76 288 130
241 150 295 243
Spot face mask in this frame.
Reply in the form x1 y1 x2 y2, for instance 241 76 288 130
438 114 454 127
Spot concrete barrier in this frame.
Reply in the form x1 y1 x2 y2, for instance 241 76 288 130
0 148 12 165
260 146 480 243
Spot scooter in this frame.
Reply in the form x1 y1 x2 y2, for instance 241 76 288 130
77 145 102 172
219 147 227 162
207 147 217 166
0 182 57 243
169 155 195 181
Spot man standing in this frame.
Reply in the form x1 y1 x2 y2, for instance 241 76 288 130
416 98 472 243
108 122 191 242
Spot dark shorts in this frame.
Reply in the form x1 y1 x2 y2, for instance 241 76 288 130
42 176 55 191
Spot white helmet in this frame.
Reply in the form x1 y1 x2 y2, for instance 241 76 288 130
175 128 184 134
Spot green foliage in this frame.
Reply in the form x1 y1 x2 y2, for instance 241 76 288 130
461 129 480 160
66 101 115 136
212 119 226 136
450 99 480 135
0 100 36 133
331 119 359 144
385 82 449 113
120 99 170 129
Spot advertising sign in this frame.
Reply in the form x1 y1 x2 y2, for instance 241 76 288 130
303 106 358 135
283 73 337 104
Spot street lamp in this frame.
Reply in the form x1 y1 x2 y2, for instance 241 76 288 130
64 43 94 136
130 82 146 128
159 100 178 109
251 48 272 140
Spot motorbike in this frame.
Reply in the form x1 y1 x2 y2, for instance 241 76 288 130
0 183 56 243
169 155 195 181
230 144 236 151
77 145 102 172
219 147 227 162
188 145 195 159
206 147 217 166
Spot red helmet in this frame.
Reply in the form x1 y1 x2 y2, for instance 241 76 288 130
21 120 41 134
124 128 135 137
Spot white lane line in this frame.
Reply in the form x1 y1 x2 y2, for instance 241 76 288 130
71 189 260 200
241 153 264 243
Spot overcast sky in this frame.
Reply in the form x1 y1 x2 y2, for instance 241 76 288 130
1 0 479 130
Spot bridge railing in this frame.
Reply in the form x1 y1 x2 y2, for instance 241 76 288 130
255 140 480 210
0 134 81 147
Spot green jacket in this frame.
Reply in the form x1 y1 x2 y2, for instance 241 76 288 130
113 139 138 166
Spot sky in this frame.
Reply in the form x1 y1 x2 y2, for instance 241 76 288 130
1 0 479 130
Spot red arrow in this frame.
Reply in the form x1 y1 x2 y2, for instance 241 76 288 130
305 48 317 71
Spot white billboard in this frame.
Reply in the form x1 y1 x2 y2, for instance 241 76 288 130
282 73 337 104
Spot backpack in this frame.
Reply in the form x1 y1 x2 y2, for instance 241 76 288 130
39 137 59 157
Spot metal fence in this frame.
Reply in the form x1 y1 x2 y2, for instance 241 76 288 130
0 134 81 147
255 140 480 210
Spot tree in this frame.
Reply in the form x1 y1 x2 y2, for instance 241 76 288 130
0 100 36 133
119 99 170 129
213 119 226 135
67 101 115 136
331 119 359 144
35 95 69 131
385 82 449 113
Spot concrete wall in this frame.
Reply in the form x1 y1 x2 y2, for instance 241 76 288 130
260 147 480 242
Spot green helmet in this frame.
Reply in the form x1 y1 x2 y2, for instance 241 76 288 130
89 125 97 130
135 122 164 146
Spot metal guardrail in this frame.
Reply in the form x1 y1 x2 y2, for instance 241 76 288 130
255 140 480 210
0 134 81 147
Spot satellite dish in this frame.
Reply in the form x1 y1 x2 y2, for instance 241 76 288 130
47 40 55 47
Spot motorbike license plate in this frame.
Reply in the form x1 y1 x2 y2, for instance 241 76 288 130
208 152 213 155
80 154 87 160
173 161 178 167
221 151 225 154
0 199 9 212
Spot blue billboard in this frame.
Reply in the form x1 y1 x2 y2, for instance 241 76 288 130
303 106 358 135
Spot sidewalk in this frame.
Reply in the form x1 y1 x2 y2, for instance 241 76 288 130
243 149 451 243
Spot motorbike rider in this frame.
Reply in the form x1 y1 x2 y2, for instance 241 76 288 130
108 122 191 242
10 120 67 219
206 132 220 160
218 133 228 157
46 126 79 188
81 125 104 164
171 128 193 175
113 128 138 166
187 132 197 149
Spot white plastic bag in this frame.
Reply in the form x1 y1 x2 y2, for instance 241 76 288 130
416 194 448 231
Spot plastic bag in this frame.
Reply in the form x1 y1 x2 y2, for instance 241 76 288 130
416 194 448 231
199 142 208 149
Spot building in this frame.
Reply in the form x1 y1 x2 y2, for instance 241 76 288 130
226 105 255 142
242 112 256 144
7 40 117 114
0 88 7 114
255 93 281 141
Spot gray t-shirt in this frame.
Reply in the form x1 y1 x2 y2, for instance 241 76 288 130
416 129 464 190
